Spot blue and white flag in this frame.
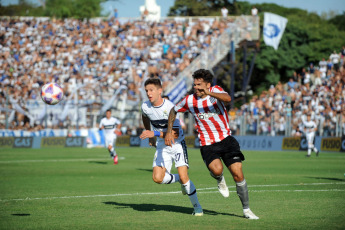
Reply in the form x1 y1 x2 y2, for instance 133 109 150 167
263 12 288 50
166 79 188 104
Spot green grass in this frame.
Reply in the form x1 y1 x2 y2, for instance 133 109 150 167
0 147 344 230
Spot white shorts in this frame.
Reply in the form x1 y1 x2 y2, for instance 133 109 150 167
152 140 189 173
306 132 315 147
105 133 117 147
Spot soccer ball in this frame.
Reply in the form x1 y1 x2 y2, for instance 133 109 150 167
40 83 64 105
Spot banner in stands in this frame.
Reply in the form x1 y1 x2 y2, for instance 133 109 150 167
0 137 14 148
234 136 284 151
0 129 81 137
321 137 344 152
25 100 87 127
282 136 321 151
65 137 86 147
0 137 34 148
13 137 34 148
41 137 66 147
282 137 301 150
116 135 130 147
129 136 141 146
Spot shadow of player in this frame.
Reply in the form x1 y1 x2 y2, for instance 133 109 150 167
103 201 243 218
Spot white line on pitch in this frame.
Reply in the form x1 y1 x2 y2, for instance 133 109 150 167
0 157 125 163
1 182 344 202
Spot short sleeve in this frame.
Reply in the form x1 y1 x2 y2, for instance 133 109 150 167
175 96 189 113
211 85 226 93
141 103 148 117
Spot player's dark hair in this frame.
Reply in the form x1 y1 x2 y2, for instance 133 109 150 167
106 109 111 113
144 78 162 88
192 69 214 84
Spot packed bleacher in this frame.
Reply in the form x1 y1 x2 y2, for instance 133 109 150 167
229 49 345 137
0 17 229 131
0 16 344 136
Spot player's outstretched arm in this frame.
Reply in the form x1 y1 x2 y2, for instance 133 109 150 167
165 108 177 147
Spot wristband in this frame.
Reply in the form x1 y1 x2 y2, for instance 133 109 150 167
154 131 160 137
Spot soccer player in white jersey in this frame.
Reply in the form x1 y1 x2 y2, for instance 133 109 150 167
303 113 319 157
99 109 122 164
165 69 259 219
140 78 203 216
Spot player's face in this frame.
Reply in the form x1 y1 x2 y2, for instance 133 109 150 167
106 111 111 119
307 115 311 121
193 78 210 98
145 84 163 106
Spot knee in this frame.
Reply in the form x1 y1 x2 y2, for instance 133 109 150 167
179 174 189 184
233 173 244 182
211 165 223 177
152 173 163 184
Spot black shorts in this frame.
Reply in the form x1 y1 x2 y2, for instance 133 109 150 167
200 135 245 168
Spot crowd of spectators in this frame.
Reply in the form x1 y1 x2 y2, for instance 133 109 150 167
0 15 344 137
0 16 230 130
229 47 345 137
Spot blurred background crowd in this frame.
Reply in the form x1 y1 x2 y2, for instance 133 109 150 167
0 15 344 137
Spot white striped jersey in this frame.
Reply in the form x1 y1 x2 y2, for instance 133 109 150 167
303 120 317 134
141 99 184 144
99 117 121 135
174 85 231 146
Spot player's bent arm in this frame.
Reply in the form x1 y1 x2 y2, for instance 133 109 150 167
142 115 151 131
165 108 177 146
115 123 122 133
207 91 231 103
141 115 157 147
140 115 169 138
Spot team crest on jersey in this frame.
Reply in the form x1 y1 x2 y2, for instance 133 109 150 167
163 110 169 118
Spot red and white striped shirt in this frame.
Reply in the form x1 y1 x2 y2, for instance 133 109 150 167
174 86 231 146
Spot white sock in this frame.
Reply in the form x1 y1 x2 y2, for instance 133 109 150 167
183 180 202 209
313 147 318 152
308 148 311 155
161 173 180 184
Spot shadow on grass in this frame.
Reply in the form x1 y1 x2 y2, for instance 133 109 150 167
103 201 243 218
304 176 345 182
136 168 153 173
89 161 108 165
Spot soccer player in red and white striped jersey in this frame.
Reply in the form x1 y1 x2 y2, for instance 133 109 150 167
165 69 259 219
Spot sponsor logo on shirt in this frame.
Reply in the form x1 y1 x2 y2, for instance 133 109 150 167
197 109 221 120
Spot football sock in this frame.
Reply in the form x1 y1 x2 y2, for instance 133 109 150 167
161 173 180 184
236 179 249 209
109 147 116 158
308 148 311 155
183 180 202 209
210 171 223 182
313 147 318 152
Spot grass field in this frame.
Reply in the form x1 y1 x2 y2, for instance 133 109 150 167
0 147 344 230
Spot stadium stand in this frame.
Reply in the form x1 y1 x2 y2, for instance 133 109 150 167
0 16 344 137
